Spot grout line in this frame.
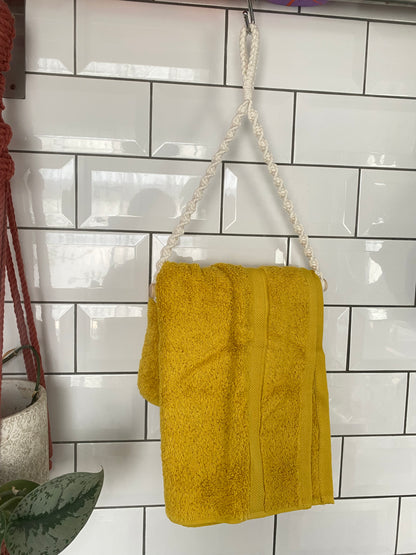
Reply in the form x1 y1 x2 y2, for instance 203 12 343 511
22 70 416 103
354 168 361 237
149 232 153 285
403 372 411 434
290 92 297 165
74 304 78 373
223 9 229 86
272 514 277 555
144 402 148 441
362 21 370 95
74 442 78 472
9 149 416 172
149 82 153 157
345 307 353 371
13 225 416 243
286 237 290 266
394 497 402 555
338 437 344 498
74 155 79 228
142 507 146 555
73 0 77 75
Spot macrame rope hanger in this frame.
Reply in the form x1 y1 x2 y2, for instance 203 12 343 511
151 2 328 298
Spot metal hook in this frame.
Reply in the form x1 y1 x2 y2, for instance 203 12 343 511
243 0 255 33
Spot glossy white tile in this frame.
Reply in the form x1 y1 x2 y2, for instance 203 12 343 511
46 375 145 441
295 93 416 168
77 304 147 373
147 404 161 440
77 0 224 84
405 373 416 433
302 1 416 22
78 156 221 232
350 308 416 370
26 0 74 74
62 508 143 555
223 164 357 236
77 442 164 506
11 153 75 228
290 238 416 305
3 303 74 374
227 11 366 93
397 497 416 555
331 437 342 497
323 307 349 371
160 0 295 11
50 444 75 479
4 75 149 156
342 436 416 496
152 84 293 162
327 373 407 435
146 507 274 555
358 170 416 238
366 23 416 97
16 230 149 302
275 498 398 555
152 234 287 279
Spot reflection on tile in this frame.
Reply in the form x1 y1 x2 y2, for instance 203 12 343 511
26 0 74 74
302 1 416 22
146 507 274 555
46 375 145 441
328 373 406 435
152 84 293 162
405 374 416 433
160 0 295 10
290 238 416 305
275 498 398 555
4 75 149 156
331 437 342 497
223 164 357 236
342 436 416 496
358 170 416 238
77 442 164 506
4 303 74 374
397 497 416 555
152 234 287 280
77 304 147 373
147 403 161 440
227 11 366 93
50 444 75 479
11 153 75 228
323 307 349 371
77 0 224 84
78 156 220 232
350 308 416 370
295 93 416 168
62 508 143 555
17 230 149 302
367 22 416 97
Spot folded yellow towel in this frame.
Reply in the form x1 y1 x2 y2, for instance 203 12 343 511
138 262 334 526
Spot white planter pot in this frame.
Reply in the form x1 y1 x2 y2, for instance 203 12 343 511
0 379 49 484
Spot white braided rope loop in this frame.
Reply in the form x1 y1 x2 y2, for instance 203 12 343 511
155 22 325 285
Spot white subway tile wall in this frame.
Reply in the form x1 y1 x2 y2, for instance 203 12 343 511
3 0 416 553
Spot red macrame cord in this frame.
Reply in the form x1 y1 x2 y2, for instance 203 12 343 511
0 0 52 464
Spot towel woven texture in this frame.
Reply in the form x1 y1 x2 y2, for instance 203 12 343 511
138 261 334 526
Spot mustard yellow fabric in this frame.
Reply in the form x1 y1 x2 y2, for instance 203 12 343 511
138 262 334 527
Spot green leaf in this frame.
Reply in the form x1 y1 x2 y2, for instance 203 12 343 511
0 481 39 507
4 470 103 555
0 511 7 545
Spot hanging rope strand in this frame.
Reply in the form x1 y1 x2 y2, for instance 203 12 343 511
154 22 326 288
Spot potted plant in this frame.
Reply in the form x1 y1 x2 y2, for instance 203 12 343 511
0 346 49 485
0 468 104 555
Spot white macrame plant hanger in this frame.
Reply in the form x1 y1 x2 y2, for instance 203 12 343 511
151 15 327 298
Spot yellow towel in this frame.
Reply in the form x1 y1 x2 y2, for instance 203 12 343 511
138 262 334 526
